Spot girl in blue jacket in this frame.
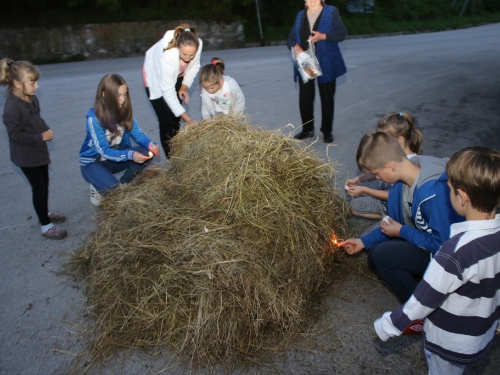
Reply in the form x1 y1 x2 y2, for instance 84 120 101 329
79 74 159 206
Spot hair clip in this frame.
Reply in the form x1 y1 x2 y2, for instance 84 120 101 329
211 61 217 66
7 61 14 68
184 28 191 32
399 112 403 116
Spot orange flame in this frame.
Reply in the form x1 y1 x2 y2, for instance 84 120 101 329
149 151 153 158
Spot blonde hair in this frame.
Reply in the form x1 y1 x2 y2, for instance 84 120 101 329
377 112 423 154
446 146 500 213
356 131 406 173
0 58 40 94
94 74 133 133
199 57 225 85
166 24 200 51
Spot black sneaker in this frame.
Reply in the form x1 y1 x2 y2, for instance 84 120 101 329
294 131 314 140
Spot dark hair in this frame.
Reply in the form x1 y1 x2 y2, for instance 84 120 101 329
199 57 225 85
166 24 200 51
0 58 40 94
356 131 406 173
94 74 133 133
377 112 423 154
446 146 500 213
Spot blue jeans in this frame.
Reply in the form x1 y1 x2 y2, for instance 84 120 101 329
80 145 151 195
367 239 431 304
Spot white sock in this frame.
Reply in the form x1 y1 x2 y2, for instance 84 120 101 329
41 223 54 233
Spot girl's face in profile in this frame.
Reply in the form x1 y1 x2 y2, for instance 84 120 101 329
202 78 223 94
117 84 128 108
179 44 197 63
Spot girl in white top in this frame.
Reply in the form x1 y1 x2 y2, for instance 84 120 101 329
346 112 424 220
143 24 203 158
199 57 245 120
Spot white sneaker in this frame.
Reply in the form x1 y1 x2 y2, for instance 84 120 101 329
90 184 102 206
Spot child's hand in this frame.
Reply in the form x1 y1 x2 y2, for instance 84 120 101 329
380 217 402 237
345 177 359 187
132 151 151 164
345 185 365 198
42 129 54 141
338 238 365 255
149 142 160 157
178 84 190 104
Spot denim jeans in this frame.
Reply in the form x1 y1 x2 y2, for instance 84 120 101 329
80 145 151 195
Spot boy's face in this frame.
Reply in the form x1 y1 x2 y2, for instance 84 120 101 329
447 181 466 216
369 163 398 184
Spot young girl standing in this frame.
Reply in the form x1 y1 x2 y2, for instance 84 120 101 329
346 112 423 220
79 74 159 206
199 57 245 120
143 24 203 158
0 58 67 239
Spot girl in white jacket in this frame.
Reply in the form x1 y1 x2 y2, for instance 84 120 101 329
143 24 202 158
199 57 245 120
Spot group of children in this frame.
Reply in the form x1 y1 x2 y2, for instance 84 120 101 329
340 113 500 374
0 24 247 237
2 30 500 374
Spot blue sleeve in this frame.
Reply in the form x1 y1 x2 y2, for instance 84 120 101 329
129 118 152 150
400 175 464 255
87 116 134 162
361 182 403 250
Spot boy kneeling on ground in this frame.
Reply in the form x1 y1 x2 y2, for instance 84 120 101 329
374 146 500 374
341 132 463 306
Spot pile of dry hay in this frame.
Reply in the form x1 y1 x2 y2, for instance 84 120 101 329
72 116 350 368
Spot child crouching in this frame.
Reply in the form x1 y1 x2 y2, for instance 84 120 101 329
374 146 500 374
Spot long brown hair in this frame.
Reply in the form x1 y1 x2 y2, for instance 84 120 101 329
166 24 200 51
94 74 133 133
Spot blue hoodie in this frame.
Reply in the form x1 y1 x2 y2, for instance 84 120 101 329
79 108 152 166
361 156 464 255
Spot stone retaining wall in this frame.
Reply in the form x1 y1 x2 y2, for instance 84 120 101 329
0 20 245 63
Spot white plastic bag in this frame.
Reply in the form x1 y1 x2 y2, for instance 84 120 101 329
292 41 323 82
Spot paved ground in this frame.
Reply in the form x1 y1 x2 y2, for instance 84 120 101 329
1 23 500 374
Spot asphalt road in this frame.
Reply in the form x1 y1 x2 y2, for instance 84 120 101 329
1 23 499 374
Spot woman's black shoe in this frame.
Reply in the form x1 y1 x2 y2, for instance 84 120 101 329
294 131 314 140
323 133 334 143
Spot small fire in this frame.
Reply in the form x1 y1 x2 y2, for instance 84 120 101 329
149 151 153 158
327 234 343 255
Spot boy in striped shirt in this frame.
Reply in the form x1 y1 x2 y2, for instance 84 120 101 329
374 146 500 374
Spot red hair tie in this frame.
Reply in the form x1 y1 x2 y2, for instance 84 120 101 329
211 61 217 66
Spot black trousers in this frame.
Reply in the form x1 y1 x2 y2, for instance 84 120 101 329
21 164 51 226
146 77 183 158
298 77 336 135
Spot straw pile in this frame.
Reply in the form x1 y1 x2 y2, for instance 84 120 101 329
72 116 349 368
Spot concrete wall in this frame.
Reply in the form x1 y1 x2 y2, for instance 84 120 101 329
0 20 245 63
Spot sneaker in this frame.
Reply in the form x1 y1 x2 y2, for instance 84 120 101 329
42 225 67 239
48 213 66 223
402 320 424 335
90 184 102 207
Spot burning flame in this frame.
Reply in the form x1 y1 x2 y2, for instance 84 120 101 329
149 151 153 158
326 234 343 255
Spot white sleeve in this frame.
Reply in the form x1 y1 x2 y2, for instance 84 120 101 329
160 50 185 117
200 89 212 120
374 312 402 342
228 77 245 115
